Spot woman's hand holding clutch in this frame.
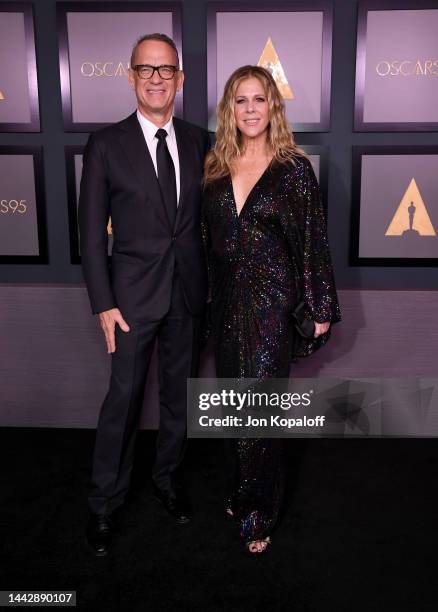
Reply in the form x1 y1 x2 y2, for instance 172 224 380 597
314 321 330 338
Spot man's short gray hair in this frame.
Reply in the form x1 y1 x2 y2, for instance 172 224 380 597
130 33 179 68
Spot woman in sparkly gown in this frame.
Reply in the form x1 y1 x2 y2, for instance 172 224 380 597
201 66 341 553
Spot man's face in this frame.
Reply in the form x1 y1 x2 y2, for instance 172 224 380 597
128 39 183 120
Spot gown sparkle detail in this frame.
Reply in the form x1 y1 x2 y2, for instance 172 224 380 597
201 156 341 543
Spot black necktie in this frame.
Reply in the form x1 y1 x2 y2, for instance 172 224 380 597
155 128 177 228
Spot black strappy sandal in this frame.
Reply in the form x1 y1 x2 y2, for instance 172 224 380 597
246 536 271 554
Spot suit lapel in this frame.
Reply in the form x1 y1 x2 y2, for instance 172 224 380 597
117 113 172 229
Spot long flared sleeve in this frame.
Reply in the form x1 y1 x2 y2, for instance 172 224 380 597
299 157 341 323
283 156 341 357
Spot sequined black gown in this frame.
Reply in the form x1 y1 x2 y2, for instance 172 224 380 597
201 155 341 543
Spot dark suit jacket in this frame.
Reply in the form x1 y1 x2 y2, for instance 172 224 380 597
78 112 210 320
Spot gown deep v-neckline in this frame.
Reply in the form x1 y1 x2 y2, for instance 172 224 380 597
229 162 272 219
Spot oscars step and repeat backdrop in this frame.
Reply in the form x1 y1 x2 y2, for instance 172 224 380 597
1 0 437 428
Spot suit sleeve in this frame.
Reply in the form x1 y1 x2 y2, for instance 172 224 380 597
78 134 116 314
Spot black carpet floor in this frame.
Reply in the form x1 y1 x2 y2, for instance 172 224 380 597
1 429 437 611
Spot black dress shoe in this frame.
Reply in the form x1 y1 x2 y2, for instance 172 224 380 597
152 484 191 524
86 513 113 556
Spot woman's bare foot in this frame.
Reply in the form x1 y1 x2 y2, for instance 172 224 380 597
246 536 271 554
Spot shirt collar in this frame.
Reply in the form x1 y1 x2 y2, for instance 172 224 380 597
136 110 174 143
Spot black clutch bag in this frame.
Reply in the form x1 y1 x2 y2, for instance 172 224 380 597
291 300 315 339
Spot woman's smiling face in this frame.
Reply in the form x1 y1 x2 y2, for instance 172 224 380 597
234 77 270 140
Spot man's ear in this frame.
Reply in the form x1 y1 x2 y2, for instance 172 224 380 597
177 70 185 92
128 68 135 90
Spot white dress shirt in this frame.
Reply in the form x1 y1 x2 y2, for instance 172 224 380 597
136 110 181 205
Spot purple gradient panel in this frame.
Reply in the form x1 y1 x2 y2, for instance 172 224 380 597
364 9 438 123
0 155 39 256
0 12 31 123
215 11 323 126
359 155 438 258
67 12 173 123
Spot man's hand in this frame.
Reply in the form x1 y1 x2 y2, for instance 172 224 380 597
98 308 130 353
314 321 330 338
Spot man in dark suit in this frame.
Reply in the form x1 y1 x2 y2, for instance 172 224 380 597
78 33 210 556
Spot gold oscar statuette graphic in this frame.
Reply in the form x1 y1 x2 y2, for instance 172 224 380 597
385 178 436 237
257 37 294 100
0 90 5 100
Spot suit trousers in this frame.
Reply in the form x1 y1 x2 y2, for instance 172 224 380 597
88 267 200 516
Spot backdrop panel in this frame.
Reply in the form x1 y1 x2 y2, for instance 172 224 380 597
57 1 182 131
0 3 40 132
355 0 438 131
0 146 48 263
207 1 333 132
351 146 438 266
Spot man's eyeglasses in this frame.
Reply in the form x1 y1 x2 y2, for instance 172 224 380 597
132 64 179 80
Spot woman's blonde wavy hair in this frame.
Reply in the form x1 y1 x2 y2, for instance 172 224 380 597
204 65 307 186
